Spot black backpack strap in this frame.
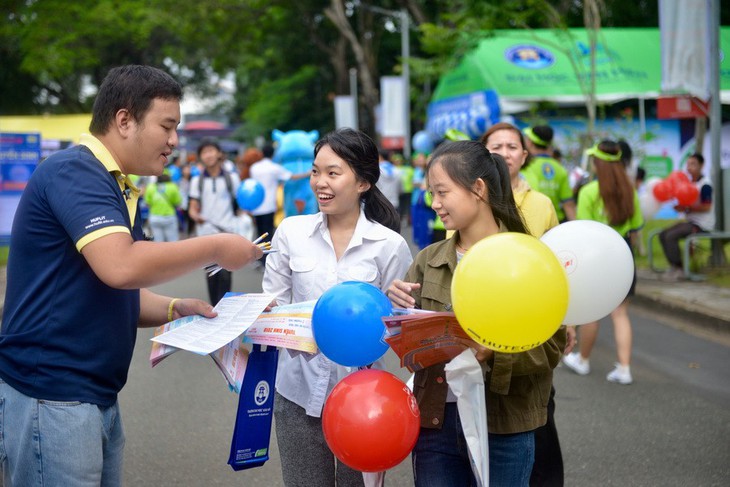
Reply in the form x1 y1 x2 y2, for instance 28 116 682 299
223 170 238 212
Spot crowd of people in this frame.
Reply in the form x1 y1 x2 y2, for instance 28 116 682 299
0 63 717 487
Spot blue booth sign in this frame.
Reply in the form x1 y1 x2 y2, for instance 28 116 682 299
426 90 500 141
1 133 41 241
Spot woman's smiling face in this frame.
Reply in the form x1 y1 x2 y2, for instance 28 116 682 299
427 161 485 231
310 144 369 216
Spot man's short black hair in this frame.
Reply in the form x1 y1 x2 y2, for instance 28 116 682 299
89 65 182 136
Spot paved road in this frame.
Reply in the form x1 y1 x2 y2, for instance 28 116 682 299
120 263 730 486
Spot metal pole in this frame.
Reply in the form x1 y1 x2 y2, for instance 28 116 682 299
708 0 725 267
349 68 359 130
709 0 723 232
401 8 411 160
638 97 646 136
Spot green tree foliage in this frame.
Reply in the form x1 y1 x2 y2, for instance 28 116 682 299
1 1 693 141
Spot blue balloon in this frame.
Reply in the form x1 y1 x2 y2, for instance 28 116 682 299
312 281 393 367
190 165 201 177
236 179 265 211
166 165 182 183
412 130 434 154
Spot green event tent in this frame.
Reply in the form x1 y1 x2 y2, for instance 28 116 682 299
430 27 730 109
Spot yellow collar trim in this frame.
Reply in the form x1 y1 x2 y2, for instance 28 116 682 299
78 134 139 193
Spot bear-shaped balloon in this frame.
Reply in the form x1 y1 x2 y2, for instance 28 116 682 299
272 129 319 217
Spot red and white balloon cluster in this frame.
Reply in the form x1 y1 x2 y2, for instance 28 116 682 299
641 171 698 219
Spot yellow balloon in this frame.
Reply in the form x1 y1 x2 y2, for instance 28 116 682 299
451 233 568 353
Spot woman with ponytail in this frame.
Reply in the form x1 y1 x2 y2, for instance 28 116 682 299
563 140 643 385
263 128 412 486
387 140 566 486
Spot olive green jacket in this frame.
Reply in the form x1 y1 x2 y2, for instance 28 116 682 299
408 233 566 434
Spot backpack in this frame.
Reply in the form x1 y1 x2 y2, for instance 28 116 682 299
198 170 238 213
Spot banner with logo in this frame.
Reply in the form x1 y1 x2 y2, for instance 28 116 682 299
430 27 730 106
228 344 279 471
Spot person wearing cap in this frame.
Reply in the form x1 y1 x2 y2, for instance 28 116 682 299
522 125 576 222
563 140 644 385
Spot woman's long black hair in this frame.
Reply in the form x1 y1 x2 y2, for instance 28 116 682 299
314 128 400 232
427 140 527 234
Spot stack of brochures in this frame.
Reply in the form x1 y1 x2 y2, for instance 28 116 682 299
383 310 472 372
149 295 317 393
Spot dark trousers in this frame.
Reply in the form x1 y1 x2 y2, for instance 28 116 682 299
206 269 232 304
659 222 699 268
399 192 412 224
254 212 276 264
530 386 564 487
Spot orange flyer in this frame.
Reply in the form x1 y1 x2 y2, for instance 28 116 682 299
383 312 472 372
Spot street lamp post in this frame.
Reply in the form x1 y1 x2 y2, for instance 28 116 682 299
400 8 411 160
349 67 359 130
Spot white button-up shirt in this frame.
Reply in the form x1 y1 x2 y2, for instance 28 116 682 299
263 209 413 417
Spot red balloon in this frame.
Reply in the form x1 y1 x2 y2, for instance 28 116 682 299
322 370 420 472
668 170 690 187
652 180 674 202
675 183 699 206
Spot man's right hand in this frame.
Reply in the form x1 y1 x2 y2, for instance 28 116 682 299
214 233 263 270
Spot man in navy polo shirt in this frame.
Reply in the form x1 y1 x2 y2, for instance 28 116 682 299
0 65 263 486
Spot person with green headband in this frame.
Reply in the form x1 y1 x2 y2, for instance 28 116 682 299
522 125 576 222
563 139 644 386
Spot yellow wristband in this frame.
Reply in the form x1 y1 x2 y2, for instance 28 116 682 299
167 298 180 322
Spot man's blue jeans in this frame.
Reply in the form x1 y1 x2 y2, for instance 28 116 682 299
0 379 125 486
412 402 535 487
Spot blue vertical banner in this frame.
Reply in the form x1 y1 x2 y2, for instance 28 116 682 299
1 132 41 241
228 344 279 471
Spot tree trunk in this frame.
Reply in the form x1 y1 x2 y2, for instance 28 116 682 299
325 0 379 136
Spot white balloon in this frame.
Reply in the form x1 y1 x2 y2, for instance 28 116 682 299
540 220 634 325
638 177 663 220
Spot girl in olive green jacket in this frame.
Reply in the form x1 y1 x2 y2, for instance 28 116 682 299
387 141 565 487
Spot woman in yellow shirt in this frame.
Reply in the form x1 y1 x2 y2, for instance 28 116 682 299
481 122 567 487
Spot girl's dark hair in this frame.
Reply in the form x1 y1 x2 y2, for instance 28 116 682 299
90 65 183 136
618 139 633 168
314 128 400 232
592 139 635 226
427 141 527 234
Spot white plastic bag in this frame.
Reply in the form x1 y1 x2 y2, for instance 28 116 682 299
444 349 489 487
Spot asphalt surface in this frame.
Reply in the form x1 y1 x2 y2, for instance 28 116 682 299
115 261 730 487
1 228 729 486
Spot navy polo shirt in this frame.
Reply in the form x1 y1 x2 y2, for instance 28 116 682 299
0 140 144 407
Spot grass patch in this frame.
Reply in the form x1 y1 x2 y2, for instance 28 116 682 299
0 246 7 266
637 219 730 288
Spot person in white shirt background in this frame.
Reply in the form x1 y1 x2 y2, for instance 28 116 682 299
249 144 310 263
188 138 241 303
376 149 403 214
263 128 413 486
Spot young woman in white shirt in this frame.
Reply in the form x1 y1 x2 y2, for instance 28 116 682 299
263 128 413 486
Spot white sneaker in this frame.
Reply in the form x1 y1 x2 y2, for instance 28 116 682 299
661 267 685 282
563 352 590 376
606 364 633 385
